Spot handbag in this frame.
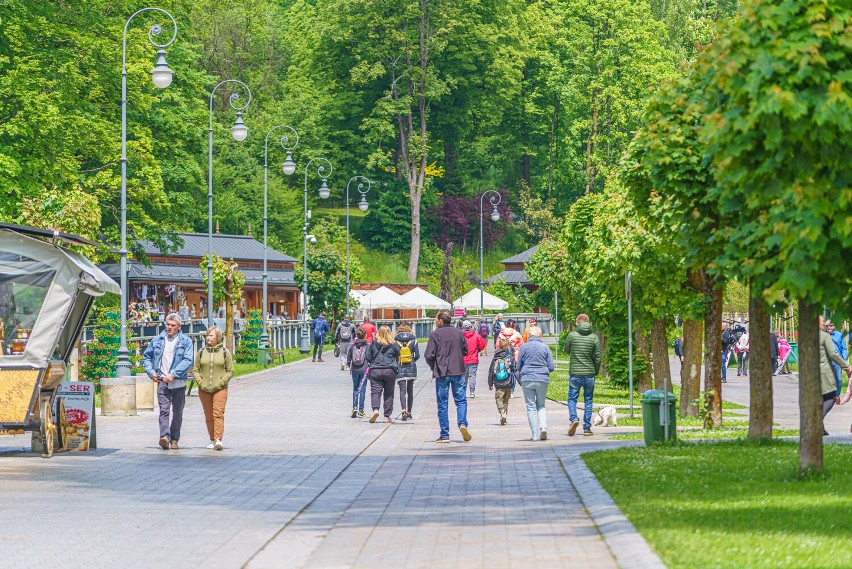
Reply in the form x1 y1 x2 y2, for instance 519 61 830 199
334 344 341 357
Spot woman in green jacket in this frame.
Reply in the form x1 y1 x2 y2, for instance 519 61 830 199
193 326 234 450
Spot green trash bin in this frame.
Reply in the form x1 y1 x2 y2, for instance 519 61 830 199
256 345 271 366
789 341 799 363
640 389 677 445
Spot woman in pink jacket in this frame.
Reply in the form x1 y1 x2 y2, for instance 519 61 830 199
497 319 523 361
776 335 792 375
462 320 487 398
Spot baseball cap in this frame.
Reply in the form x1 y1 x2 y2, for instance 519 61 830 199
462 320 473 330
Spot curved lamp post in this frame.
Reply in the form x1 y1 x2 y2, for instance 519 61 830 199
479 190 501 317
207 80 251 326
116 7 177 378
299 158 333 353
344 176 372 315
261 125 298 349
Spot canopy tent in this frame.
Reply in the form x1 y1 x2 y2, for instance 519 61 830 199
453 287 509 311
358 286 413 309
400 287 451 310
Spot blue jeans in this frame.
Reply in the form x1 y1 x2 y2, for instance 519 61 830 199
435 375 468 439
522 381 548 438
722 349 728 380
832 363 842 397
568 375 595 430
351 372 367 412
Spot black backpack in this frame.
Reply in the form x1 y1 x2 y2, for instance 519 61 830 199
491 353 514 389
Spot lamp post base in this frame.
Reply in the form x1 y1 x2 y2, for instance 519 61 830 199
299 328 311 354
115 348 132 378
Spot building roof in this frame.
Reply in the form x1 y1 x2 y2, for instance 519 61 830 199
100 262 296 287
141 233 298 263
500 245 538 265
484 270 530 286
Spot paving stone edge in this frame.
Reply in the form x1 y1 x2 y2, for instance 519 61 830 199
557 443 667 569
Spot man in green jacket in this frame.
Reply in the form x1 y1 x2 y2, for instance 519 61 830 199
565 313 602 436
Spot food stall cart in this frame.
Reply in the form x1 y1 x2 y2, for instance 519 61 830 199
0 224 119 457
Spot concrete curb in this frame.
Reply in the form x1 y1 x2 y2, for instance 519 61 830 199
555 442 667 569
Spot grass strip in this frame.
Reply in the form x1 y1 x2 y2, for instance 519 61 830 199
584 440 851 568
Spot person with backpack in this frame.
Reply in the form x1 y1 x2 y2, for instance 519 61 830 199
477 318 490 356
488 337 515 425
311 312 330 362
347 327 370 418
497 319 523 361
335 314 357 371
192 325 234 451
492 313 505 349
394 324 420 421
462 320 487 398
517 325 555 441
366 325 401 423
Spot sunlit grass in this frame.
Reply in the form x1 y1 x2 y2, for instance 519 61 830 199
584 441 852 568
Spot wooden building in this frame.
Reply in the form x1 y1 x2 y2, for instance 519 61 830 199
100 232 300 319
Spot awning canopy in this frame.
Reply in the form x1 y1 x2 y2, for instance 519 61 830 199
400 287 451 310
358 286 413 309
453 287 509 311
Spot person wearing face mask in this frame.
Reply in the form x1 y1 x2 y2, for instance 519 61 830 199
193 326 234 451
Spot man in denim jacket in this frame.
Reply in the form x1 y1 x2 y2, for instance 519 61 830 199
143 313 194 449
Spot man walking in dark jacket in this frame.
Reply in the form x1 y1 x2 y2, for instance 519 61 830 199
565 313 602 436
424 310 471 443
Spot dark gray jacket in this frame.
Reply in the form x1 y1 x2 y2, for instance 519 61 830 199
367 341 401 371
424 325 467 378
394 331 419 379
517 336 555 383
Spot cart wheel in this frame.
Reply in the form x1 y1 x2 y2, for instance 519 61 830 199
40 403 54 458
56 398 68 452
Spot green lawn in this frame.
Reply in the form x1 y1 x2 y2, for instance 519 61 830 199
608 427 799 440
233 347 311 378
584 441 852 568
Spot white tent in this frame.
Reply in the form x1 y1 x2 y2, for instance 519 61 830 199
359 286 413 309
453 287 509 311
400 287 451 310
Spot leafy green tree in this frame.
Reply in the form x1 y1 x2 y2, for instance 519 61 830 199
294 246 360 324
701 0 852 475
201 253 246 349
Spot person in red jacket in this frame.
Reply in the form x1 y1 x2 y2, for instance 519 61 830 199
361 316 377 344
462 320 487 398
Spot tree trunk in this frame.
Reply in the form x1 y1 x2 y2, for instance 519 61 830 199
702 272 723 428
650 317 671 391
747 284 773 439
407 186 422 281
635 328 653 395
680 318 703 417
798 300 823 475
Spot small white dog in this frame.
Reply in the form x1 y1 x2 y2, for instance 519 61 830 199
593 405 618 427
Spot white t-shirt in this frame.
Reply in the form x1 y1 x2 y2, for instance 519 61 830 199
160 333 178 376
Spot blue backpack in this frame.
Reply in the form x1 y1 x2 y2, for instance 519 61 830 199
492 354 514 389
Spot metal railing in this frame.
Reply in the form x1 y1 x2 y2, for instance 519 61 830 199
80 313 562 355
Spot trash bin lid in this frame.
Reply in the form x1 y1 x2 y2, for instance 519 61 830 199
640 389 676 402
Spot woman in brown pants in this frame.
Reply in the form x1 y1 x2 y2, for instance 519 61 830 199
192 326 234 450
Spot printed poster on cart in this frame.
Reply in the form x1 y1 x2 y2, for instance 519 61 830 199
55 381 95 451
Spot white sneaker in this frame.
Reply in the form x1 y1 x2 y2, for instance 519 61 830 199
206 442 215 449
214 439 223 451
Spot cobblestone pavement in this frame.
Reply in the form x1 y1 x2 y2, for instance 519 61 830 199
0 354 659 569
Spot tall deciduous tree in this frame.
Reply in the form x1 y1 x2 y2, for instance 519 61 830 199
702 0 851 474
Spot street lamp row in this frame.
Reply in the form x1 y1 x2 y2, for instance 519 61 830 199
116 7 378 371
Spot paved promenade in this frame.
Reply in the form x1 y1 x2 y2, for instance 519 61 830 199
0 354 659 569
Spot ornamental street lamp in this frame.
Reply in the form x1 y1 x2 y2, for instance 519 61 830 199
479 190 502 317
299 158 333 353
344 176 373 315
261 125 298 349
207 80 251 326
116 7 177 378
